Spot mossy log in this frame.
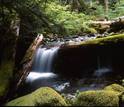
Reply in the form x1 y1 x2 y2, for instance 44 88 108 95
55 34 124 77
60 34 124 49
16 34 43 90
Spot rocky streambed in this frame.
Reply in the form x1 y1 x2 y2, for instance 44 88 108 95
14 33 124 100
6 84 124 106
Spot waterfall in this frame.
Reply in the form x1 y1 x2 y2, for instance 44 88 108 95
26 46 59 82
94 56 112 77
32 47 59 72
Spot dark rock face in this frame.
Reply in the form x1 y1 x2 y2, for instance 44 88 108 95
54 46 97 77
54 41 124 78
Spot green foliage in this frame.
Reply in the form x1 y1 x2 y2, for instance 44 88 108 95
0 0 63 35
73 90 119 106
6 87 67 106
44 2 94 35
1 0 124 36
90 0 124 19
92 5 105 18
108 4 124 19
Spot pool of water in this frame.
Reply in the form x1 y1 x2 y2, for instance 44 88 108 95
17 69 123 97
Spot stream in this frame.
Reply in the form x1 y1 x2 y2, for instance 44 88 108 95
17 34 123 97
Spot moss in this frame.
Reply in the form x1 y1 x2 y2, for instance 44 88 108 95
121 95 124 105
65 34 124 48
6 87 67 106
85 27 97 34
104 84 124 94
81 33 124 45
74 90 119 106
0 61 13 97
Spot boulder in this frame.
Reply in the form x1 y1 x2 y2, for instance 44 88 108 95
74 90 119 106
6 87 67 106
55 34 124 77
104 84 124 94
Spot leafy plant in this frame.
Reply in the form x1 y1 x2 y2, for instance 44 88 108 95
44 2 94 35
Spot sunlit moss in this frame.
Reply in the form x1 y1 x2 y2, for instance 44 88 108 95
63 34 124 48
104 84 124 94
80 34 124 46
74 90 119 106
6 87 67 106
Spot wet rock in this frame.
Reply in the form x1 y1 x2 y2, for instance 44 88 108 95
104 84 124 94
74 90 119 106
6 87 67 106
55 34 124 77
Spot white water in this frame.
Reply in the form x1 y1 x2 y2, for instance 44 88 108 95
94 56 112 77
25 46 114 93
26 72 57 82
94 67 112 77
27 46 59 82
32 47 59 72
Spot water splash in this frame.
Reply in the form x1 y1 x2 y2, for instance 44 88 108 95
26 46 59 83
32 47 59 72
53 82 70 92
94 56 112 77
26 72 57 82
94 67 112 77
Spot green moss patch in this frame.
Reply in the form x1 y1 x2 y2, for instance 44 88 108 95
80 33 124 46
74 90 119 106
0 61 13 97
104 84 124 94
6 87 67 106
121 95 124 105
62 34 124 49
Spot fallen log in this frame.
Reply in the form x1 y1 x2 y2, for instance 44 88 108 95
90 16 124 33
55 34 124 77
16 34 43 90
91 21 113 25
91 16 124 25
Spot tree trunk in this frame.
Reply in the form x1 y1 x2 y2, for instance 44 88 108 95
104 0 109 15
90 0 93 7
5 34 43 103
16 34 43 89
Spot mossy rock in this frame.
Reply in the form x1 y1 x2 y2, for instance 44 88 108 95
120 95 124 106
80 33 124 46
104 84 124 94
61 33 124 49
74 90 119 106
0 61 13 97
6 87 67 106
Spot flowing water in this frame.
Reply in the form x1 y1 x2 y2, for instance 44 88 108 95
26 46 60 89
19 38 123 96
32 47 59 72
